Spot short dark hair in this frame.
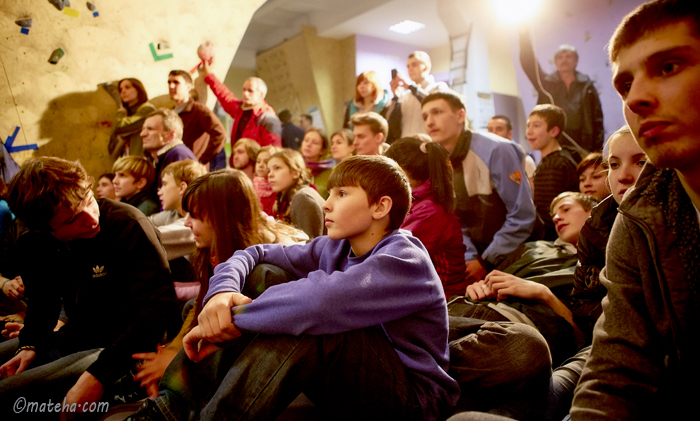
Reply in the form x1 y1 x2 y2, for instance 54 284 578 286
327 155 411 230
350 112 388 138
278 109 292 123
422 91 466 111
7 157 93 232
609 0 700 63
550 191 599 217
491 115 513 132
530 104 567 139
169 70 193 85
301 114 312 124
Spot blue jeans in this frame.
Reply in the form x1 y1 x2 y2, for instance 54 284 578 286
544 346 591 421
154 264 423 421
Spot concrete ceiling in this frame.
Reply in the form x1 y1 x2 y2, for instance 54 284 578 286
234 0 449 67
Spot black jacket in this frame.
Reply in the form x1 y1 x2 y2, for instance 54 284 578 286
16 199 180 386
519 30 604 152
570 195 617 344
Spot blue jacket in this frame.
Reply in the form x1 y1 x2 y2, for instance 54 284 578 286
206 230 460 420
451 130 536 269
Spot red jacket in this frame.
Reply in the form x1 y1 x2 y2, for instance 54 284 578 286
204 74 282 166
401 180 467 298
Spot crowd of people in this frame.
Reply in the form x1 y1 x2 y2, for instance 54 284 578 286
0 0 697 419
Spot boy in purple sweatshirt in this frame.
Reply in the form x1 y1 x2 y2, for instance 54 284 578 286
128 155 460 421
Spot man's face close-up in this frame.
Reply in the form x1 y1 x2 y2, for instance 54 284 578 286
613 21 700 172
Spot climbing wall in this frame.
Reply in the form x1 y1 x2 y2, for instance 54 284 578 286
0 0 264 177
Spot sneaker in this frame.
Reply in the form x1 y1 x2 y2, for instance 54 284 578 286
124 399 167 421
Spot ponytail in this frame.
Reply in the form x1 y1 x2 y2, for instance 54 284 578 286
424 142 454 212
385 137 455 213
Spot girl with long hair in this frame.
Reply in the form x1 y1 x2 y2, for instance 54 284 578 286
268 149 326 239
343 71 390 128
330 129 355 163
109 78 156 159
131 169 306 396
385 137 467 297
300 128 334 198
253 145 281 216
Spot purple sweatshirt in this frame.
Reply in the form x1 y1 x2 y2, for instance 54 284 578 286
206 230 460 420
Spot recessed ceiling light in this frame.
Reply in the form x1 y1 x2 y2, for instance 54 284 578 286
389 20 425 35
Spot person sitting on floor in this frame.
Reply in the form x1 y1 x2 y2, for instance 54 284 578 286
131 168 306 398
385 136 467 298
112 155 159 216
527 104 579 241
455 192 598 366
0 157 180 415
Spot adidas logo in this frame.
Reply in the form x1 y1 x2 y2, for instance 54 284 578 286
92 265 107 278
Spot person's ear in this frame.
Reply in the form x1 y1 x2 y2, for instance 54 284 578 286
549 126 561 139
376 132 385 144
292 170 301 180
456 108 467 125
372 196 393 221
178 181 188 195
135 177 148 191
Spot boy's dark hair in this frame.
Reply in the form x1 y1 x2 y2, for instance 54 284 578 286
609 0 700 63
6 157 93 232
169 70 193 85
549 191 599 217
327 155 411 230
422 91 466 111
350 112 388 139
576 152 605 177
491 115 513 132
385 137 454 213
301 114 313 124
530 104 567 140
113 156 155 190
278 109 292 123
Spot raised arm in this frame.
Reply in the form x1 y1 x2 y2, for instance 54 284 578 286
519 27 547 93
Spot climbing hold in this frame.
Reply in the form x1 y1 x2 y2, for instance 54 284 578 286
63 7 80 17
87 2 96 11
15 19 33 28
149 43 173 61
48 0 70 11
48 48 65 64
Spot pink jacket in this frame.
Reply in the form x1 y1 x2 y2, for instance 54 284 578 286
401 180 467 298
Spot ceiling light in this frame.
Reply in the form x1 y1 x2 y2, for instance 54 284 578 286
389 20 425 35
